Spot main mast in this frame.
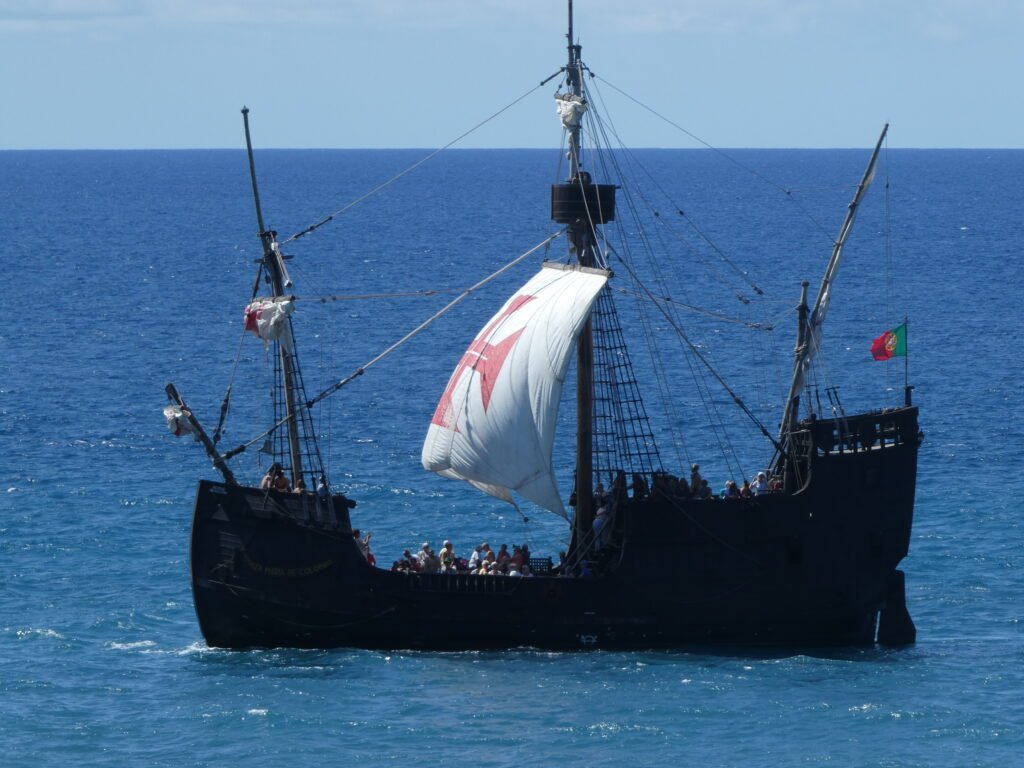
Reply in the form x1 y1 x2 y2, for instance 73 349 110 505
551 0 617 552
567 3 594 546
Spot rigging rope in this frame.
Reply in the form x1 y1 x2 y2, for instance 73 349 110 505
609 243 787 458
297 288 458 303
307 230 565 408
211 264 267 445
593 74 839 244
220 230 566 460
611 287 773 329
586 79 767 300
583 78 746 477
281 76 558 246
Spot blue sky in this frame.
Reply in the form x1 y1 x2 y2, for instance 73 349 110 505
2 0 1021 149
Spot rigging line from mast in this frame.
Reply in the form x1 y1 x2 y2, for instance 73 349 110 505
611 287 774 330
209 256 276 446
583 77 767 300
610 245 789 459
582 104 737 474
296 288 459 303
280 77 558 246
307 229 566 408
219 231 566 463
568 83 690 471
591 73 839 243
582 102 751 476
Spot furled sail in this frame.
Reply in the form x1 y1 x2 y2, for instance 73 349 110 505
163 405 195 438
555 93 587 130
244 298 294 347
422 263 609 517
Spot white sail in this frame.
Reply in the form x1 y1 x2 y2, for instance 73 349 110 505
422 263 609 517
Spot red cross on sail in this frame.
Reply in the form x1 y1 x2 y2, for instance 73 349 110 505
431 294 536 429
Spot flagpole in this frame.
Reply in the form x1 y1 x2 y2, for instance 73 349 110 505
904 314 911 406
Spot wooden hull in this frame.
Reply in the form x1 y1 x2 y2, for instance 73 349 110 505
190 407 920 651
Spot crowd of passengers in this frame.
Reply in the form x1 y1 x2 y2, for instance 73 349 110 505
259 462 781 506
389 541 546 577
263 461 783 577
598 464 782 505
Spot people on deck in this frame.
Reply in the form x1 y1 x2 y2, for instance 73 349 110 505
416 542 438 572
593 505 609 549
753 471 770 495
401 549 419 571
353 529 373 564
497 544 511 566
294 477 307 494
629 473 649 499
261 462 289 491
696 479 713 500
690 464 703 496
439 540 456 573
721 479 739 499
612 470 628 502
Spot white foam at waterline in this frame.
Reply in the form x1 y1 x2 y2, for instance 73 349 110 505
176 641 216 656
16 628 63 639
109 640 157 650
247 709 268 716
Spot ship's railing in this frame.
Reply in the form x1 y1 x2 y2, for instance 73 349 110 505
810 410 916 457
401 570 551 593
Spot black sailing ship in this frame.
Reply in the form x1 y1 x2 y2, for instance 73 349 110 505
166 2 921 650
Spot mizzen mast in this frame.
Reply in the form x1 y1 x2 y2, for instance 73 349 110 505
777 124 889 463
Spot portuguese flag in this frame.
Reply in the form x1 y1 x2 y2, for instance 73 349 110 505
870 323 907 361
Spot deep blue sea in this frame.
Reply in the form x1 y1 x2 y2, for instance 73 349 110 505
2 145 1022 766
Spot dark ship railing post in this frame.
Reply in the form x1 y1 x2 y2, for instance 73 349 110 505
241 107 305 484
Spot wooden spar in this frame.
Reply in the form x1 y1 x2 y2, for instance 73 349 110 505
165 383 237 485
778 123 889 442
564 0 595 552
241 107 305 484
